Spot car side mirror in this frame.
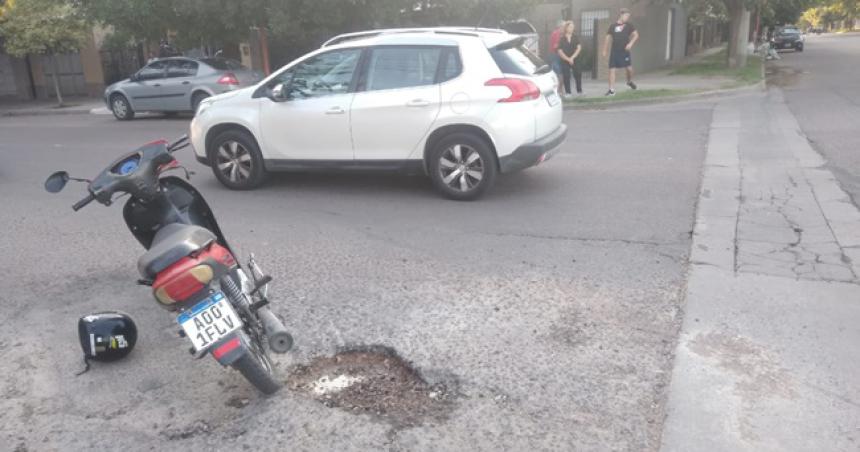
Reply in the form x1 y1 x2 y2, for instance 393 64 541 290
129 73 139 82
45 171 70 193
269 83 289 102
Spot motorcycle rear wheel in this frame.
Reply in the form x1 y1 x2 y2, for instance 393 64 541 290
232 351 280 395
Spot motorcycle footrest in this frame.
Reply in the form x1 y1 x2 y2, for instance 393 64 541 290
249 298 269 312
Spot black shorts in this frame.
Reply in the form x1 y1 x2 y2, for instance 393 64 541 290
609 50 632 69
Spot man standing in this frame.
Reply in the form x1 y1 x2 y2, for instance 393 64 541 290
602 8 639 96
548 20 564 95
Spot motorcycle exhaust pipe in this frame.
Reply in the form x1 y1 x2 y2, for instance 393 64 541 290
257 307 293 354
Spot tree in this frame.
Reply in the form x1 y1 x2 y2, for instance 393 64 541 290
0 0 15 18
0 0 89 106
78 0 177 48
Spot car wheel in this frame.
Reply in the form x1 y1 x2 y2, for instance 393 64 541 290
110 94 134 121
208 129 267 190
191 92 210 113
428 133 497 201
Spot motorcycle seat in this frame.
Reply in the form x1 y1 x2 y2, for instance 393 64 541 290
137 224 216 279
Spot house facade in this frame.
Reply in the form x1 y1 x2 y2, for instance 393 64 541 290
528 0 689 78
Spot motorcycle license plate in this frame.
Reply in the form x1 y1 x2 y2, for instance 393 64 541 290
177 292 242 352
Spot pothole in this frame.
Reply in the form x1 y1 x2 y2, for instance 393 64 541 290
766 65 804 87
287 345 456 429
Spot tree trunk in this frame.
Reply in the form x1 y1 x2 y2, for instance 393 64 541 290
50 54 64 107
726 1 750 69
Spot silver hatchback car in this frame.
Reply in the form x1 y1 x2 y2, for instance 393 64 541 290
104 57 262 120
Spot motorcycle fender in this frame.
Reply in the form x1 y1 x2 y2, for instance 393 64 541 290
209 332 248 366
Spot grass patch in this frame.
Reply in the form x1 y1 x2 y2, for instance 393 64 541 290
568 88 696 105
670 48 763 85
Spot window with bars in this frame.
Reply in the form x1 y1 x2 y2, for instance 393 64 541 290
580 9 610 37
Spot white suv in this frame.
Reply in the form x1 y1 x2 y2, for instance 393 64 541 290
190 27 567 200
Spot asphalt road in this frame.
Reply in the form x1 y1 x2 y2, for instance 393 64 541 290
773 32 860 207
0 100 711 450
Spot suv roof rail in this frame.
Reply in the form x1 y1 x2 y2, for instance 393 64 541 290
321 27 506 48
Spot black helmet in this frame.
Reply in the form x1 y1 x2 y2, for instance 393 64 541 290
77 312 138 362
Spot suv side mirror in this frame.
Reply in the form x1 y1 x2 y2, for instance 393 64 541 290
269 83 289 102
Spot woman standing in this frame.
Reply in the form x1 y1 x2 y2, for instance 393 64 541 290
557 21 583 98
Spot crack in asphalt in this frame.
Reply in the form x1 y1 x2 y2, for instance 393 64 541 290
479 231 680 248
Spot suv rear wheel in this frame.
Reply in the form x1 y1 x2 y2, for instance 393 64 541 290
209 129 268 190
428 133 497 201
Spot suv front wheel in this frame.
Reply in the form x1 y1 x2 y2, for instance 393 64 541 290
428 133 497 201
208 129 268 190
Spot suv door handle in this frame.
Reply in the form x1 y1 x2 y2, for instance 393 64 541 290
182 81 190 85
325 107 345 115
406 99 431 107
153 83 161 87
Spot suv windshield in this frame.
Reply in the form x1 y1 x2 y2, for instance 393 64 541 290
490 41 548 75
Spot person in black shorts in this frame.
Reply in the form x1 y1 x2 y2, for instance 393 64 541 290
602 8 639 96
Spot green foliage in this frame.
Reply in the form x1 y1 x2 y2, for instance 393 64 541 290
569 88 697 105
669 48 763 84
0 0 89 57
79 0 538 55
78 0 176 44
265 0 538 64
798 0 858 29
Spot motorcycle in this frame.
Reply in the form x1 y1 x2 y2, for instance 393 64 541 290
44 136 293 394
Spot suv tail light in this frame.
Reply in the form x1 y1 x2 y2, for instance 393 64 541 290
485 78 540 103
217 73 240 85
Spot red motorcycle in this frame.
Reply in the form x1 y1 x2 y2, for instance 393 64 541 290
45 136 292 394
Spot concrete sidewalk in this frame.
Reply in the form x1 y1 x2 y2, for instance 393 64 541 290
569 69 738 98
660 89 860 450
0 99 107 117
563 47 738 99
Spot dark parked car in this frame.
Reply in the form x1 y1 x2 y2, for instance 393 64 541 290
773 27 804 52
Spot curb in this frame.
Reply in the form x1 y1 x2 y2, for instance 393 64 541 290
564 79 767 111
1 105 106 117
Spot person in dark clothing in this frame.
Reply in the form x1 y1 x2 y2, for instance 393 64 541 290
602 8 639 96
557 21 583 98
158 39 178 58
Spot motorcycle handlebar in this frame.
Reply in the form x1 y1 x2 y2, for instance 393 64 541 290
167 135 189 153
72 193 96 211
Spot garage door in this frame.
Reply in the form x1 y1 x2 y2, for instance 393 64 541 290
0 54 19 97
39 53 87 97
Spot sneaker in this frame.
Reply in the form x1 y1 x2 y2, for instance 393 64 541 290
605 89 616 96
627 81 638 90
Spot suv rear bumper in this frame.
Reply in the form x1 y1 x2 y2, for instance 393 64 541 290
499 124 567 173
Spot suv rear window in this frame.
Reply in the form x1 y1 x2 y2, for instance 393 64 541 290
490 42 547 75
501 22 537 35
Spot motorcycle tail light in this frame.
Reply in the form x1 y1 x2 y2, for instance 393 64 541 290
154 264 213 305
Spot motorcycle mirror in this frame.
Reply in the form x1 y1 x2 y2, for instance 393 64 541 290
45 171 70 193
